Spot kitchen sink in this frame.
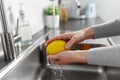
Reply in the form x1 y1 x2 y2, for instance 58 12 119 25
2 34 120 80
36 43 107 80
39 43 120 80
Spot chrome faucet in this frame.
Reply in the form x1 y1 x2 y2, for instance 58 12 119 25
0 0 21 62
73 0 86 19
75 0 81 7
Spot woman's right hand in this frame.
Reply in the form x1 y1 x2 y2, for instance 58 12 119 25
45 27 94 49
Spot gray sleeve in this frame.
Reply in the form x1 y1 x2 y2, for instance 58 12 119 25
93 19 120 38
87 45 120 67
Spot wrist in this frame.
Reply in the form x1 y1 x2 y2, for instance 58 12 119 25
84 27 94 39
75 50 87 63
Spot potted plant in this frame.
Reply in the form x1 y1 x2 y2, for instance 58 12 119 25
44 5 60 28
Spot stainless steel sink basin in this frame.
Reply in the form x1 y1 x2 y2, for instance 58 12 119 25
106 67 120 80
38 65 107 80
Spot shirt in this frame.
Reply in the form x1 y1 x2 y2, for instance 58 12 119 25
87 19 120 67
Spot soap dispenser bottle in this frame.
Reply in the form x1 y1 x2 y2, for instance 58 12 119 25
86 0 97 18
18 4 32 46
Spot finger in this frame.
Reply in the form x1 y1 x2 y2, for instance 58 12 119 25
47 55 57 60
45 38 58 47
65 35 77 49
45 35 63 47
54 60 67 65
45 34 70 47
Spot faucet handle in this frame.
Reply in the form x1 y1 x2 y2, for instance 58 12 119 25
15 19 19 36
13 35 21 43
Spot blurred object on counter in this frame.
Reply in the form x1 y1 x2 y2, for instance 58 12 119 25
85 0 97 19
60 0 89 19
44 5 60 28
18 3 32 46
60 3 68 22
75 0 81 16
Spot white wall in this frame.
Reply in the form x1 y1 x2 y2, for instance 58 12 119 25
62 0 120 21
0 0 58 35
96 0 120 21
19 0 51 35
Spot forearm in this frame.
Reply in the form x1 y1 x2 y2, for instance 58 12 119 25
93 19 120 38
87 45 120 67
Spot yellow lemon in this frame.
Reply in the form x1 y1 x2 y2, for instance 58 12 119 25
47 40 67 55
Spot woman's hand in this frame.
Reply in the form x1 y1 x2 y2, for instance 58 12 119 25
45 27 94 49
47 50 88 65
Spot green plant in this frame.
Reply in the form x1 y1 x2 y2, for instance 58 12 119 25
44 5 60 15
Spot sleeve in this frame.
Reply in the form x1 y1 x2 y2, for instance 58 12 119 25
87 45 120 67
93 19 120 39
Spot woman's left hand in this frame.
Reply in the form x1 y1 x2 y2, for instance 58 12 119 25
47 50 88 65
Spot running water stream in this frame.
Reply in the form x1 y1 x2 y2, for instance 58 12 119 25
50 60 66 80
53 65 65 80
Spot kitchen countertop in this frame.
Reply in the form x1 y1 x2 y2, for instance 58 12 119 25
59 17 104 33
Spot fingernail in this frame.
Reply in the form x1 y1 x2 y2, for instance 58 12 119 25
45 43 47 47
65 45 70 49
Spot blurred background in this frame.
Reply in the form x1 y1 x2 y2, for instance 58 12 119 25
1 0 120 35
